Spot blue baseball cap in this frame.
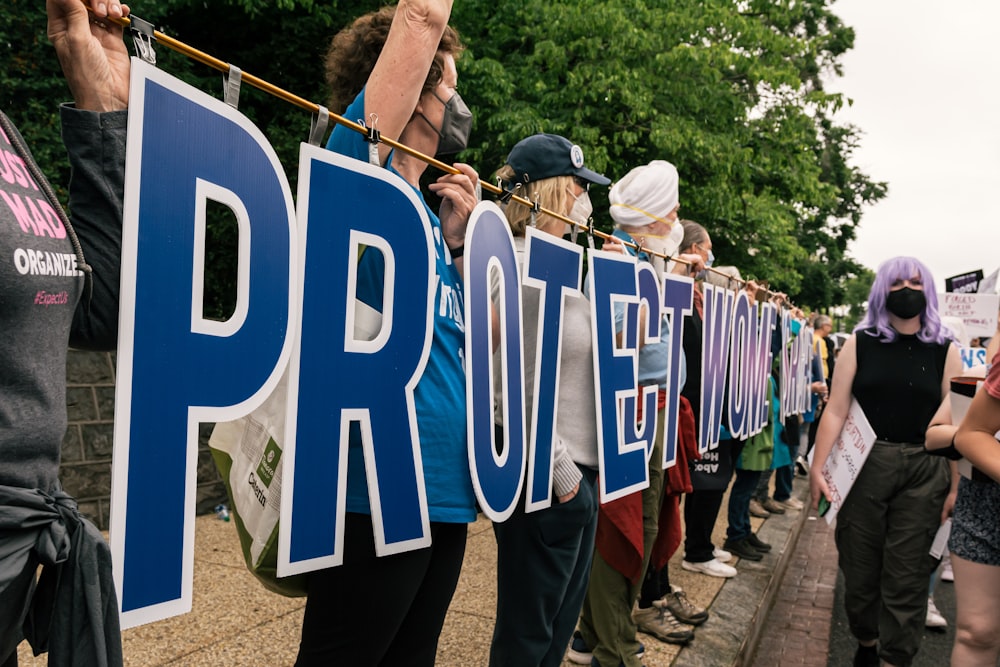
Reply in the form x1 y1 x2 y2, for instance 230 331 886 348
504 133 611 187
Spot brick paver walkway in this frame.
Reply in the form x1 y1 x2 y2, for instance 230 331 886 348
750 514 838 667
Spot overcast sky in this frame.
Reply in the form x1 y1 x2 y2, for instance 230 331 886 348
829 0 1000 293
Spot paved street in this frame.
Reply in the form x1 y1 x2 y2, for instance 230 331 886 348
752 511 968 667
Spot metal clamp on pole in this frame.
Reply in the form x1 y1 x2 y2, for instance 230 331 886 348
129 15 157 64
309 106 330 146
223 65 242 109
529 196 541 228
360 113 381 166
497 181 519 205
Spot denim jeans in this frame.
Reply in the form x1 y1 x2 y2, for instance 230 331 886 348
727 468 761 541
773 464 794 501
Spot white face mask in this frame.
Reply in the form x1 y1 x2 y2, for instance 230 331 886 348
566 190 593 235
637 222 684 278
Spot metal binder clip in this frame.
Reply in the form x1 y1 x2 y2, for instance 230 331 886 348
223 65 242 109
586 219 597 250
529 196 541 228
129 16 156 64
309 106 329 146
360 113 381 165
498 182 520 205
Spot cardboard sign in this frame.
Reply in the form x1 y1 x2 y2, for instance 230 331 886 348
938 292 1000 338
111 60 817 627
962 347 988 370
809 399 876 524
945 269 984 294
112 59 298 628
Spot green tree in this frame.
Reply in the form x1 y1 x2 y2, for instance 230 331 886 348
841 266 875 329
451 0 886 305
5 0 885 315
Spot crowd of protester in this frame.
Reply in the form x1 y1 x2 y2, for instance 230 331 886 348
4 1 999 667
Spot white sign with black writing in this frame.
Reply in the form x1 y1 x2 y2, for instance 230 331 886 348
810 399 876 524
938 292 1000 338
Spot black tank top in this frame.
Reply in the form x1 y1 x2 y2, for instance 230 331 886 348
852 328 950 443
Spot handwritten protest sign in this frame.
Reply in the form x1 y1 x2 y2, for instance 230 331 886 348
961 347 988 370
809 399 876 524
938 292 1000 338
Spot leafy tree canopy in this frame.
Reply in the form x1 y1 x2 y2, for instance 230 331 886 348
5 0 883 317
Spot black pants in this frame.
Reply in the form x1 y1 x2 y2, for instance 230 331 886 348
639 562 671 608
295 512 467 666
490 466 599 667
683 490 724 563
684 440 742 563
836 443 948 667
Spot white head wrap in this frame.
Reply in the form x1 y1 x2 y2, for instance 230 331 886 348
608 160 679 228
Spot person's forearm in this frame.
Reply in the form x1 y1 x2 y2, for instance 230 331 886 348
955 430 1000 483
954 390 1000 483
925 423 958 452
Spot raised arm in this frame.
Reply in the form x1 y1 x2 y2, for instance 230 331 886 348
366 0 453 165
47 0 131 112
48 0 131 348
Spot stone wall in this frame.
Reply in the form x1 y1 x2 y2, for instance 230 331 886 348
63 349 227 530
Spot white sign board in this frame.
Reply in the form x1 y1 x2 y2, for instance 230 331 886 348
938 292 1000 338
810 399 876 524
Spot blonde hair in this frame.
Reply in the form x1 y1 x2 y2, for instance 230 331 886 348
495 164 574 237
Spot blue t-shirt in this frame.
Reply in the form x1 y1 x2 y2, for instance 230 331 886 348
611 228 687 390
326 90 475 523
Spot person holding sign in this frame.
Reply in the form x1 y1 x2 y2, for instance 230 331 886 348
945 353 1000 666
573 161 707 666
295 2 478 665
0 1 130 664
679 225 742 579
810 256 960 667
487 133 610 667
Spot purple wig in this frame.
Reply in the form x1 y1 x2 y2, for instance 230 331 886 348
854 256 953 344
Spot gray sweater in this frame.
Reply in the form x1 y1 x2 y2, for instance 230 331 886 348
0 107 125 493
492 236 598 498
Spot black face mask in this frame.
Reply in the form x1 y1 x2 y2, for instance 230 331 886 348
418 91 473 157
885 286 926 319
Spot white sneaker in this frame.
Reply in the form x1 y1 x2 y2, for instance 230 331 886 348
926 596 947 628
713 547 733 563
940 553 954 582
682 558 737 578
777 497 804 511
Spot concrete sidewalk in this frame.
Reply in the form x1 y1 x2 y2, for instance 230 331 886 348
17 479 814 666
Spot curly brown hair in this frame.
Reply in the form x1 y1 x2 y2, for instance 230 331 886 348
324 6 464 113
